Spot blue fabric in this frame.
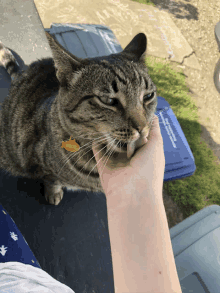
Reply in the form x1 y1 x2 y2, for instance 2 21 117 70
0 205 41 269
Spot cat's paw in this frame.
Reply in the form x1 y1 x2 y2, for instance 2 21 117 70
0 42 15 67
0 42 7 67
0 41 20 80
45 189 64 205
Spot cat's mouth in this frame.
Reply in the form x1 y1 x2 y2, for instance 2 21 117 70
107 132 149 159
114 139 135 159
114 139 128 151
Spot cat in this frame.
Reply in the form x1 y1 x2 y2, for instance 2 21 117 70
0 31 157 205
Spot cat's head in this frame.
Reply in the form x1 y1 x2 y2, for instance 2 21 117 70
46 31 157 158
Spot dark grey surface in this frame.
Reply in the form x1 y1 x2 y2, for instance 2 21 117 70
0 173 114 293
0 1 114 292
0 0 52 64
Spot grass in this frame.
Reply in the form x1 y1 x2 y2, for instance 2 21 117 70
130 0 156 6
129 0 220 220
145 56 220 220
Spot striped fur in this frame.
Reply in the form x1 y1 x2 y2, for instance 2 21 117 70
0 32 157 205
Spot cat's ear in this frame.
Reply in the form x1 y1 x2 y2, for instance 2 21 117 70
45 31 83 86
122 33 147 64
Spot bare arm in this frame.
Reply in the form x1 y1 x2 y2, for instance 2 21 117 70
106 187 183 293
92 115 182 292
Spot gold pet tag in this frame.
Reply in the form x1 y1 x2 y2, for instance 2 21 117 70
61 136 80 152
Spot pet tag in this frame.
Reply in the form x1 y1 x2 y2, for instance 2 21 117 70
61 136 80 152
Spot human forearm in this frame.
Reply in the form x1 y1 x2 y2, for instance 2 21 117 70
106 189 182 293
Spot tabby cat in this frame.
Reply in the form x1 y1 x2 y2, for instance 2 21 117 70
0 32 157 205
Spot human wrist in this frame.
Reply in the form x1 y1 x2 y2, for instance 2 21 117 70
107 191 182 293
105 182 164 214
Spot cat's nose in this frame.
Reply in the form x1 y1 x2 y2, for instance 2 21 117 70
133 127 149 140
137 126 142 133
132 125 143 134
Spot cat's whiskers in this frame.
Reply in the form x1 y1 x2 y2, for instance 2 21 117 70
70 137 111 184
86 137 119 180
83 111 169 183
57 107 167 184
57 134 108 176
56 132 106 169
63 136 108 173
92 138 120 181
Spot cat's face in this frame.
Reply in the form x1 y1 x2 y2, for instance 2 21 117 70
46 32 157 158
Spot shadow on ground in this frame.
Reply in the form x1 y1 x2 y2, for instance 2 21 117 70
151 0 199 20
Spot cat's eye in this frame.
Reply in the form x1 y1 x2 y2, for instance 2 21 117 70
144 92 154 102
98 97 118 106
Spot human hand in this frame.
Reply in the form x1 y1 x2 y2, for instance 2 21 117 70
92 114 165 205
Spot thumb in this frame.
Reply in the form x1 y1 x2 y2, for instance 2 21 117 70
147 114 163 145
129 114 164 162
128 113 165 174
130 114 163 157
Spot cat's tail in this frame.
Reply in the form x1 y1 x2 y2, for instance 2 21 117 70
0 41 21 81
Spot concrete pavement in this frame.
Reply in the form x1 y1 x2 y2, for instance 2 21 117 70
34 0 201 70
